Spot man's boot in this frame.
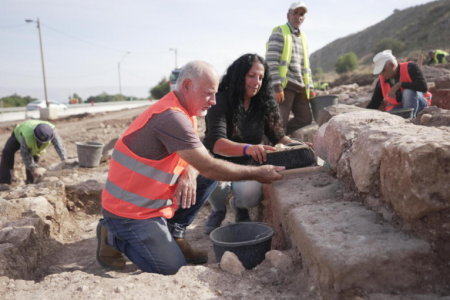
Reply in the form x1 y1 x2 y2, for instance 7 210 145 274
96 221 126 268
175 238 208 265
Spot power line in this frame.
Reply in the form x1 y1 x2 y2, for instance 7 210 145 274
0 71 41 78
0 68 117 79
42 24 127 53
122 70 152 82
0 24 27 30
41 23 168 55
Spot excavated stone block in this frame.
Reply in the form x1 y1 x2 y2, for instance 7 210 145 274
220 252 245 276
380 127 450 220
265 250 293 273
263 172 341 249
413 106 450 127
290 124 319 143
0 243 28 279
430 88 450 110
316 104 367 126
0 199 23 226
313 111 405 169
288 202 437 293
8 196 55 221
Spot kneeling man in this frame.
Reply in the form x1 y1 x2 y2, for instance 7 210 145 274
367 50 431 118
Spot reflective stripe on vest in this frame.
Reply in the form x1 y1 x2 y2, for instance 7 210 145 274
435 50 449 64
111 149 180 185
104 180 173 209
380 62 432 111
102 91 196 220
266 24 311 99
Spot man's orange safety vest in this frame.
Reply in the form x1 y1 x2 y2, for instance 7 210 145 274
380 62 432 111
102 91 197 219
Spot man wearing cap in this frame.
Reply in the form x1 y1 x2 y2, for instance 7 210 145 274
427 49 449 66
0 120 67 190
366 50 431 118
266 1 314 134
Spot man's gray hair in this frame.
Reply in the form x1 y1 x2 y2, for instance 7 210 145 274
175 61 209 91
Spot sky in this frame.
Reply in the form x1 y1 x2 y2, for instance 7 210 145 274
0 0 436 101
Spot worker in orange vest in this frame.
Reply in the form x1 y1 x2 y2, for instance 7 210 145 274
96 61 284 274
366 50 431 118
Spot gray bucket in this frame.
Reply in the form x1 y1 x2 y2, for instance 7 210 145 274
76 142 104 168
310 95 339 123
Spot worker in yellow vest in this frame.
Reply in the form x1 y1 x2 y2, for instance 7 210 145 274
0 120 67 191
427 49 449 65
266 1 314 134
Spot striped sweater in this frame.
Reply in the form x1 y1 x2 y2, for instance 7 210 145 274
266 22 313 93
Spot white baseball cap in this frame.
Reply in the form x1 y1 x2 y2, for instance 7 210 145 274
373 50 396 75
289 1 308 12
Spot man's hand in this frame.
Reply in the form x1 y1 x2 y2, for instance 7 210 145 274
275 91 285 103
388 82 402 99
173 166 199 209
253 165 285 184
245 145 276 164
32 167 46 177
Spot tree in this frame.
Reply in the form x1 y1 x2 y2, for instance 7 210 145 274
149 77 170 99
86 92 123 103
312 67 324 81
0 94 37 107
335 52 359 74
374 38 405 55
68 93 82 104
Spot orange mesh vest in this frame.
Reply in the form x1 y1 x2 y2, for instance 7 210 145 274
102 91 197 219
380 62 432 111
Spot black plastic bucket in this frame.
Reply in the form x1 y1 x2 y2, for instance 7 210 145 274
388 108 414 119
209 223 274 270
310 95 339 123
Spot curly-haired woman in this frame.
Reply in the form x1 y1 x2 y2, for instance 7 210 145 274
203 53 299 234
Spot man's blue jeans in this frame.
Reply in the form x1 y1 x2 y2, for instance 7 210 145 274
101 175 217 275
390 89 429 118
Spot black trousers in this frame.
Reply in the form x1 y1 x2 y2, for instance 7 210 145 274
0 133 40 184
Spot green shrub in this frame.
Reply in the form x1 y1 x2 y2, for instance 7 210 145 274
0 94 37 107
149 77 170 99
312 67 323 81
335 52 359 74
374 38 405 55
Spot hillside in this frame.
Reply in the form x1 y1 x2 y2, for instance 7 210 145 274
311 0 450 72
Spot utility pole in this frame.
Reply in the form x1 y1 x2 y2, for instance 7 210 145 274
118 52 130 101
25 18 49 108
169 48 178 69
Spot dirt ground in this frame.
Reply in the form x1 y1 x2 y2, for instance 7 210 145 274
0 107 320 300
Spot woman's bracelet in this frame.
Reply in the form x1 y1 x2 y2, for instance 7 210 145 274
243 144 251 156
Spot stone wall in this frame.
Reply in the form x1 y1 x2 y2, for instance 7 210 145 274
313 110 450 221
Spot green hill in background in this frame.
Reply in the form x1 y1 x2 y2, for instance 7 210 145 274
310 0 450 72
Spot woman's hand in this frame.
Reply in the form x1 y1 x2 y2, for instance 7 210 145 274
173 165 199 209
245 144 276 164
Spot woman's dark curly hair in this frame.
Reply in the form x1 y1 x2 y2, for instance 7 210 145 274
219 53 284 139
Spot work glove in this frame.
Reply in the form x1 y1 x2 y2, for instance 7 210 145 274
275 91 285 103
